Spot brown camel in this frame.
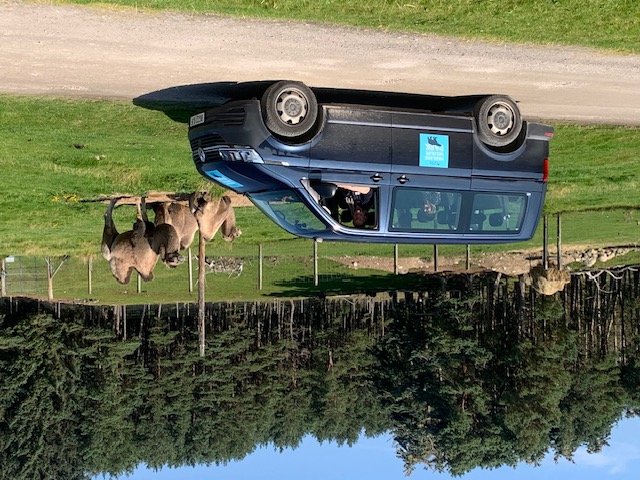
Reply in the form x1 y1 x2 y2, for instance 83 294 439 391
189 192 241 242
153 201 199 250
152 193 240 249
102 198 184 285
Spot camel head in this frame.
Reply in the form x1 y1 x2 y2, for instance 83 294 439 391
189 191 211 217
163 252 185 268
222 227 242 242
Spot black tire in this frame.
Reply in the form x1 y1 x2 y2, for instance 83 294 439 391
474 95 522 148
261 81 318 139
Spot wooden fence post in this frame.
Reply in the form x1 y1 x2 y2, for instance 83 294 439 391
543 215 549 269
466 245 471 271
122 305 127 341
198 232 206 357
188 247 193 294
87 257 93 296
1 258 7 297
46 258 54 301
557 213 563 269
433 245 439 273
394 244 399 275
258 243 263 290
313 239 319 287
45 256 68 301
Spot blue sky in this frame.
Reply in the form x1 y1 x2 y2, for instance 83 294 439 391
106 416 640 480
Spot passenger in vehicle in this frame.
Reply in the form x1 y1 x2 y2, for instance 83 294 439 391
395 189 463 231
421 191 442 215
327 184 376 229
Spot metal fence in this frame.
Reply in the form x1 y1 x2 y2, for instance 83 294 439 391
1 256 49 296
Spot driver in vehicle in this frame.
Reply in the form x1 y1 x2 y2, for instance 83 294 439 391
352 205 369 229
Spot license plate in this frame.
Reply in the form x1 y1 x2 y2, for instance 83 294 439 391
189 112 205 127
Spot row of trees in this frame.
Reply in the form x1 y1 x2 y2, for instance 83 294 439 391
1 267 639 479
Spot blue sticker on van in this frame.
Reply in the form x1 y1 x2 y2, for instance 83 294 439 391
419 134 449 168
207 169 244 189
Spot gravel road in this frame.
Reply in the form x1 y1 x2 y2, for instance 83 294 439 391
1 0 640 125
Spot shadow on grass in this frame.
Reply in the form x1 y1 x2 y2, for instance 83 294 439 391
264 271 472 298
133 80 484 123
132 80 277 123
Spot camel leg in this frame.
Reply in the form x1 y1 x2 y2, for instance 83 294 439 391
130 198 153 243
161 202 172 225
140 197 150 224
101 198 119 261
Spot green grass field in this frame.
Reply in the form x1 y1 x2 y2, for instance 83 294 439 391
6 208 640 304
54 0 640 53
1 95 639 258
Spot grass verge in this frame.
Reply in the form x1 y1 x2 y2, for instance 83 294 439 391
52 0 640 53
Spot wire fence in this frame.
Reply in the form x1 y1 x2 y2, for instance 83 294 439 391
2 212 639 300
1 247 422 301
1 250 370 299
1 256 49 296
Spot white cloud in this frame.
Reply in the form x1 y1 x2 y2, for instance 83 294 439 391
571 420 640 475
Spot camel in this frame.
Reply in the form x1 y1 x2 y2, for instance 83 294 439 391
189 192 241 242
101 192 239 284
151 192 241 251
102 197 184 285
153 201 199 250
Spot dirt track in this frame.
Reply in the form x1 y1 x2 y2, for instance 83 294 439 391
2 0 640 125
